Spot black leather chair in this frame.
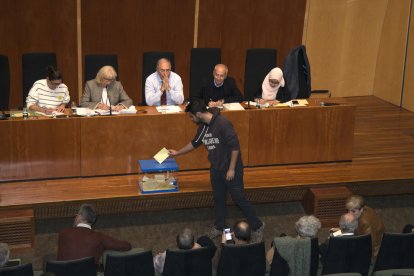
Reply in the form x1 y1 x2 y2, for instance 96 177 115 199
269 237 319 276
22 52 57 107
163 247 212 276
243 48 277 101
321 234 372 276
104 250 154 276
84 54 118 83
45 256 97 276
372 233 414 274
0 263 34 276
0 55 10 110
189 48 221 100
217 242 266 276
141 51 175 105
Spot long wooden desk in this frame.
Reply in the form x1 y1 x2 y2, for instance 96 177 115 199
0 98 355 181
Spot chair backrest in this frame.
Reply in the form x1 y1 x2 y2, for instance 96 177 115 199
189 48 221 100
46 256 96 276
0 55 10 110
22 52 57 107
243 48 277 101
283 45 311 100
373 233 414 272
217 242 266 276
321 234 372 276
163 247 212 276
141 51 175 105
104 250 154 276
84 54 118 84
0 263 34 276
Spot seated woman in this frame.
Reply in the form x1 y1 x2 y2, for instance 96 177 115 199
257 67 285 105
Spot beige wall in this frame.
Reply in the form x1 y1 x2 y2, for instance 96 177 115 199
402 1 414 112
303 0 413 107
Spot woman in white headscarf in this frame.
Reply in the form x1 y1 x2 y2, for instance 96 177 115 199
259 67 285 105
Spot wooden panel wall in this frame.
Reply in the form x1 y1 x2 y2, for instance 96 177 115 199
0 0 78 108
402 1 414 112
1 0 306 108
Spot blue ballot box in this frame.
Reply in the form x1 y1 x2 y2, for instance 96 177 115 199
138 158 179 194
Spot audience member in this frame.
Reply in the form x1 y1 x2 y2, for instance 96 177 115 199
145 58 184 106
221 220 252 245
195 64 243 107
0 242 10 267
402 224 414 233
257 67 285 105
346 195 385 257
80 65 132 110
153 228 216 274
57 203 131 265
26 66 70 114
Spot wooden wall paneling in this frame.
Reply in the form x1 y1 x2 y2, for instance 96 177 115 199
304 0 388 97
0 118 81 182
402 0 414 112
81 0 142 105
373 0 411 106
0 0 77 109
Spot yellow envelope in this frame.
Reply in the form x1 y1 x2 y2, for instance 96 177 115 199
154 147 170 164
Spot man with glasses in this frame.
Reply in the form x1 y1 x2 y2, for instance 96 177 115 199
80 65 132 111
145 58 184 106
194 64 243 108
26 66 70 114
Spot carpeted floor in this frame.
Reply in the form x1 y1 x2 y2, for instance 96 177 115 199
11 194 414 271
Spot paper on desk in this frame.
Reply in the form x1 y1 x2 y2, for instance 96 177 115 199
95 109 120 115
154 147 170 164
35 111 65 117
286 99 308 107
223 102 245 110
120 105 137 114
156 105 182 113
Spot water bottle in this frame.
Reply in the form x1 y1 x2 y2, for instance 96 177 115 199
71 101 77 114
23 107 28 119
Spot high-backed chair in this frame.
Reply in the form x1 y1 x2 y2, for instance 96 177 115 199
142 51 175 105
45 256 96 276
189 48 221 100
372 233 414 276
163 247 212 276
0 263 34 276
243 48 277 101
22 52 57 106
0 55 10 110
84 54 118 83
321 234 372 276
269 237 319 276
104 249 154 276
217 242 266 276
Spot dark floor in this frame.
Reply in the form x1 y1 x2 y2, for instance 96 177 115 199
11 194 414 271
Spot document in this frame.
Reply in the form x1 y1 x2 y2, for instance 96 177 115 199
156 105 182 113
120 105 137 114
154 147 170 164
223 102 245 110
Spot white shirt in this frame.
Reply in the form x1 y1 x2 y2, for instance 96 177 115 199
145 71 184 106
26 79 70 109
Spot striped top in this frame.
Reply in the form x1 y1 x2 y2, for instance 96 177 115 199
26 79 70 109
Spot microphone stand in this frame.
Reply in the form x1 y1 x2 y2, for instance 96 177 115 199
106 85 112 116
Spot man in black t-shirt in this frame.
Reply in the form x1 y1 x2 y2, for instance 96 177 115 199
168 99 264 243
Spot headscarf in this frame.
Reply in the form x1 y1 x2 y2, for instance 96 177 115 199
261 67 285 100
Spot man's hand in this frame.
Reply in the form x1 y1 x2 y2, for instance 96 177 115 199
161 77 171 92
97 103 109 110
168 149 179 156
226 168 235 181
112 105 125 111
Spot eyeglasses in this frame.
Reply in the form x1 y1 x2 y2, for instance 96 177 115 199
159 69 171 73
349 208 361 213
214 72 226 79
103 77 115 82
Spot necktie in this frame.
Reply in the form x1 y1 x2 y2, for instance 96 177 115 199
161 90 167 106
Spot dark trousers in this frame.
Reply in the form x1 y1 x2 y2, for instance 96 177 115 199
210 166 262 231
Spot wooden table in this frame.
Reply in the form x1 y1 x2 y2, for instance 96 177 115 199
0 98 355 181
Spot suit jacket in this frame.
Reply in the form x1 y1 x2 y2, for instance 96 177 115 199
80 79 133 109
355 206 385 257
195 77 243 106
57 226 132 264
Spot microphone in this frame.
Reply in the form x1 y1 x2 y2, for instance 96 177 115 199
106 85 112 116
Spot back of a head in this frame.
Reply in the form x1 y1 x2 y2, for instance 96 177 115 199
185 98 208 115
78 204 97 225
96 65 117 82
295 215 321 238
346 195 365 210
47 65 62 81
0 242 10 267
176 228 194 250
233 220 251 243
339 213 358 233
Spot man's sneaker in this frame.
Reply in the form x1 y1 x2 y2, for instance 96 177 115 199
206 226 222 239
251 222 265 243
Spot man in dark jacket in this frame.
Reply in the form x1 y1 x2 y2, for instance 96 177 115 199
194 64 243 107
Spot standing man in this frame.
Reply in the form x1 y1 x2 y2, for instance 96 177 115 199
145 58 184 106
168 99 264 242
194 64 243 108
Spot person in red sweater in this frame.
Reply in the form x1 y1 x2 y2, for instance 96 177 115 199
57 204 131 265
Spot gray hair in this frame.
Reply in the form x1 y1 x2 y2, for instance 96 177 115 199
339 213 358 233
78 204 97 225
295 215 321 238
0 242 10 267
346 195 365 210
95 66 117 83
176 228 194 249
